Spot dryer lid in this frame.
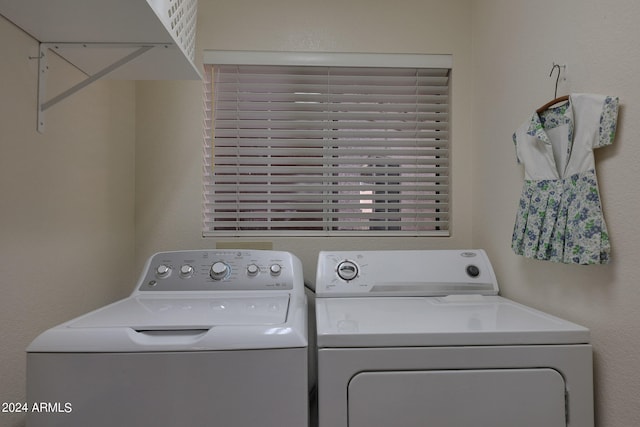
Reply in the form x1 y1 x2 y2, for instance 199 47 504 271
316 295 590 348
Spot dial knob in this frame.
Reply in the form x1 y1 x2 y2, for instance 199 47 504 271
156 264 171 278
337 261 358 281
210 262 230 280
180 264 194 278
466 264 480 278
270 264 282 276
247 264 259 276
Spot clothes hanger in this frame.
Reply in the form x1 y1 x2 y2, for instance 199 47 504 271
536 63 569 114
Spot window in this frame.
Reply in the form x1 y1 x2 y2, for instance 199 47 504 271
203 51 451 237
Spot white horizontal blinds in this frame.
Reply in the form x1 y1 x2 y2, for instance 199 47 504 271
203 61 450 236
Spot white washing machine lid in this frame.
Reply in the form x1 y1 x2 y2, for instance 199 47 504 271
316 295 590 348
28 293 308 352
69 295 289 329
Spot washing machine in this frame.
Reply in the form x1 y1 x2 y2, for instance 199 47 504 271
26 249 308 427
314 249 593 427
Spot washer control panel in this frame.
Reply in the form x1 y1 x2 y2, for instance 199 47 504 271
137 250 295 292
315 249 499 297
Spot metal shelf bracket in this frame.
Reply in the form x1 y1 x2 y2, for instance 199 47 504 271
36 42 156 133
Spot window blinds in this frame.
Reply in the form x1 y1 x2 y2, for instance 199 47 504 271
203 57 450 236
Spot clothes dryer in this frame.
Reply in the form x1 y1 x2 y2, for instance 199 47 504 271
314 250 592 427
27 249 308 427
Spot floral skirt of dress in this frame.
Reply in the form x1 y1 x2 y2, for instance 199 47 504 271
511 169 610 264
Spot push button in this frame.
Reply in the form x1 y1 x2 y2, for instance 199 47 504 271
466 265 480 278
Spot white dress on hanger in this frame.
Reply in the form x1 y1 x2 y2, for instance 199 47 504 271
511 93 619 264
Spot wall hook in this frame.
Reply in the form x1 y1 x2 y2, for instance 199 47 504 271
549 63 566 98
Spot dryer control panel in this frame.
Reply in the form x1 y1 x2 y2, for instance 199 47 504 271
136 250 299 292
315 249 499 297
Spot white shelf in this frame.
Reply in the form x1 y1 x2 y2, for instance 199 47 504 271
0 0 201 80
1 0 200 132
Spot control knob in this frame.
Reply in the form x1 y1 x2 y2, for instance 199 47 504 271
247 264 259 277
337 260 358 281
270 264 282 276
156 264 171 278
180 264 194 278
466 264 480 278
210 261 230 280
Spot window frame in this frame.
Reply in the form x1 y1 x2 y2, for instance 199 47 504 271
203 51 452 237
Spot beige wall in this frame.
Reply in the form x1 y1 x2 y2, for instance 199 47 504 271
135 0 475 281
0 16 136 427
471 1 640 426
4 0 640 426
